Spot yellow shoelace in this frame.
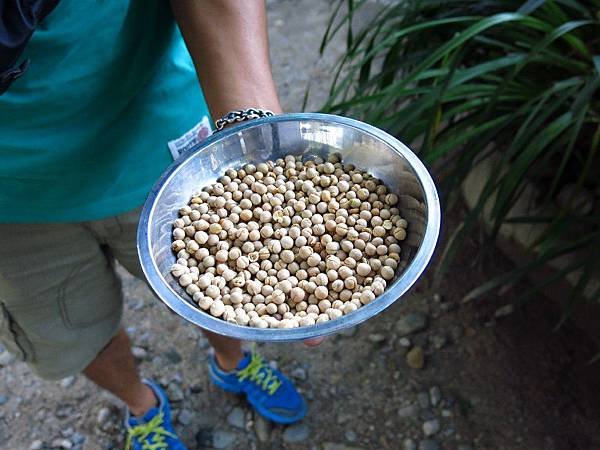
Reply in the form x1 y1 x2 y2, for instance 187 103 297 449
125 410 176 450
237 352 282 396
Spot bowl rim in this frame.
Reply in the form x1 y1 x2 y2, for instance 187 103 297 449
137 112 440 341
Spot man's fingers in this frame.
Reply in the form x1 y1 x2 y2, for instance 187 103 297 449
303 337 325 347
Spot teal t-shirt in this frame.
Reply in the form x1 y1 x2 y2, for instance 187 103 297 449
0 0 210 223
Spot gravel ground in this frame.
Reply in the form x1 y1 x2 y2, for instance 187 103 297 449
2 1 600 450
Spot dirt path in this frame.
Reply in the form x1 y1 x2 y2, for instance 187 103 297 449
1 1 600 450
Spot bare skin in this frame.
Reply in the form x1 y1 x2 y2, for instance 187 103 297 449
84 0 323 418
204 331 244 372
83 329 321 417
83 329 156 417
83 329 245 416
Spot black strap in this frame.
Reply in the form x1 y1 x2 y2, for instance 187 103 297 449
0 0 60 94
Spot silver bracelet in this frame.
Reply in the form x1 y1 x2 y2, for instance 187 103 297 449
214 108 275 132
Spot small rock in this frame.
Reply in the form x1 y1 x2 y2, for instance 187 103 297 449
345 430 357 442
163 350 182 364
71 433 85 445
495 304 514 318
444 394 456 407
151 356 164 366
131 347 147 359
61 427 74 437
0 395 7 406
399 337 412 347
396 312 428 336
406 346 425 369
212 430 237 449
29 440 44 450
403 438 417 450
268 360 278 370
419 408 436 421
130 299 144 311
60 376 75 388
0 351 14 366
442 425 456 438
178 409 193 426
398 404 419 418
195 429 213 447
167 383 184 402
282 423 310 443
430 334 447 350
51 439 73 449
254 414 271 442
226 407 246 429
96 407 111 426
439 302 456 313
417 392 430 408
290 367 307 381
423 419 440 437
368 333 386 343
190 384 203 394
429 386 441 407
419 439 440 450
337 412 353 424
441 409 452 418
432 293 442 302
197 337 210 350
339 326 358 337
323 444 362 450
56 404 74 419
457 444 473 450
450 326 463 342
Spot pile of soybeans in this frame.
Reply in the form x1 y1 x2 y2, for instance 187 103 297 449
169 154 407 329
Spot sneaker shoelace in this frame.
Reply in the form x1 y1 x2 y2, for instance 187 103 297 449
125 410 176 450
237 352 282 395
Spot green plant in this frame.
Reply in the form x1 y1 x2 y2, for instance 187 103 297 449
319 0 600 314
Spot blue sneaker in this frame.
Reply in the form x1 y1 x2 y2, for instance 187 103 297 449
125 379 187 450
208 351 307 424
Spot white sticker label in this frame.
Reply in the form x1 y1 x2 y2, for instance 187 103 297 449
167 116 212 160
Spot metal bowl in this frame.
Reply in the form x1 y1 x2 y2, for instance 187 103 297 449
138 113 440 341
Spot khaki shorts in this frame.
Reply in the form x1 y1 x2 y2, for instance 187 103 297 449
0 207 144 379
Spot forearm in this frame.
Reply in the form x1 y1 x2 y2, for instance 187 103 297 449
170 0 282 120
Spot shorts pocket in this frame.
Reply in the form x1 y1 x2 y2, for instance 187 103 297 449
0 302 35 362
57 263 122 329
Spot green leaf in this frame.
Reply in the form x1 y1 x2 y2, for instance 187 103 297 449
490 112 575 240
518 0 546 14
462 230 600 302
321 0 600 315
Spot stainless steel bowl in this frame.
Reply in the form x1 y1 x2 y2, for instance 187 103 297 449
137 113 440 341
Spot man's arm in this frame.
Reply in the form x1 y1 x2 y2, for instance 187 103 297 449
171 1 325 347
170 0 282 119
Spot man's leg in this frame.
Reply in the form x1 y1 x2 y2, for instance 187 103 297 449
109 207 308 425
107 208 248 374
83 328 156 416
203 331 244 371
0 220 160 419
0 217 181 448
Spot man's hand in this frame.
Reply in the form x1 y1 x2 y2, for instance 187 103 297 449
303 337 325 347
